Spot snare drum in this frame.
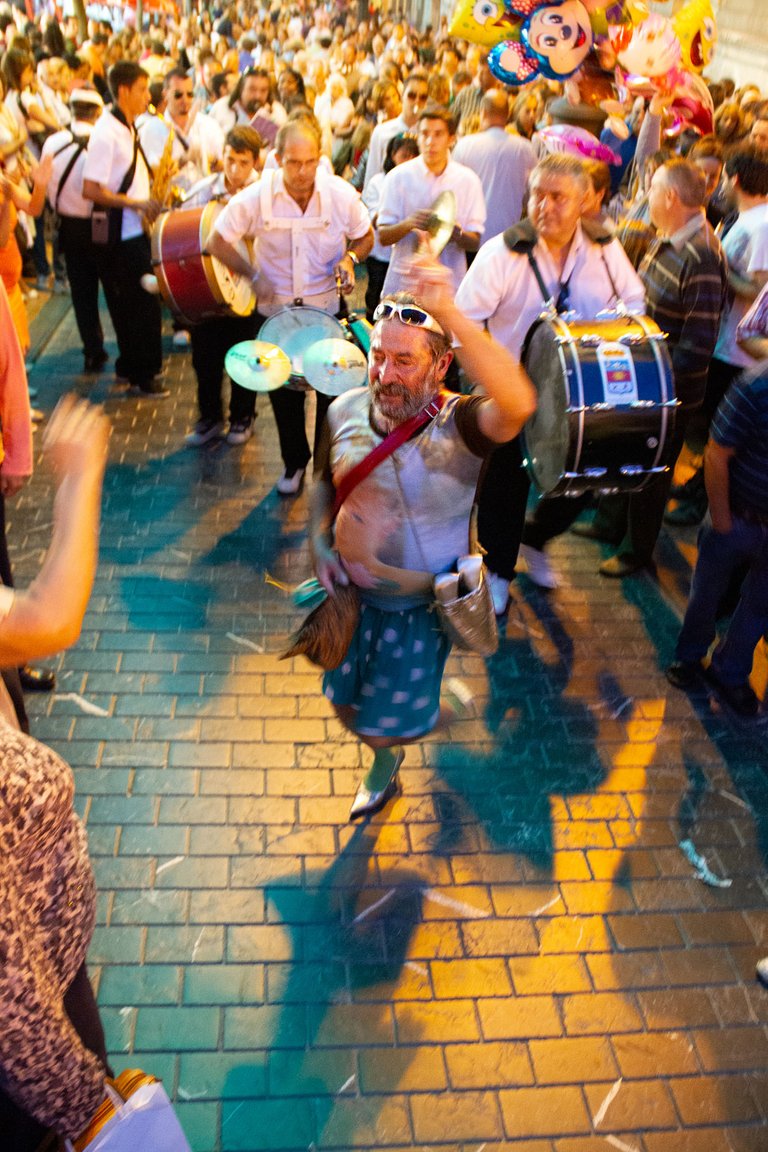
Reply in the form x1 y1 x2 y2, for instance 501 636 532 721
342 312 373 355
258 306 346 391
151 201 255 326
521 314 676 497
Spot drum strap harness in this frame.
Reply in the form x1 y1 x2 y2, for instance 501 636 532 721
258 168 333 304
502 218 623 314
52 132 90 214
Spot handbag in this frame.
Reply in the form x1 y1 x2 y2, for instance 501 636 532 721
67 1069 191 1152
281 394 447 671
432 510 498 657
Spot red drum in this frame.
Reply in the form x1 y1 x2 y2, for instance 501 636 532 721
151 201 255 326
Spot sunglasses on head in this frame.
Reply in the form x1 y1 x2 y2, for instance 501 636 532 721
373 300 445 335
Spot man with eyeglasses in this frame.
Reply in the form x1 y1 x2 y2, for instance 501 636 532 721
455 153 644 611
311 256 536 820
207 118 373 490
209 66 286 139
362 69 430 195
138 68 225 199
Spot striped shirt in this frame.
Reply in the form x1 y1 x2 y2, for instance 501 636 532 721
711 368 768 515
639 213 728 409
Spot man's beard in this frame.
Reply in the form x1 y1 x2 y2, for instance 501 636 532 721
370 370 438 430
243 98 261 115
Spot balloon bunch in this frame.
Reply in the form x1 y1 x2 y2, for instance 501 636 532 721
448 0 717 137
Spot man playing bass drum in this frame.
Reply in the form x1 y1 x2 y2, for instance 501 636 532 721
180 126 264 447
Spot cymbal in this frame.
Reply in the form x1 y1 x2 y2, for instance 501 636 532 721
225 340 292 392
302 339 368 396
425 190 457 257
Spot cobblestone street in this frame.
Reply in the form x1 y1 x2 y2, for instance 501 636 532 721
11 293 768 1151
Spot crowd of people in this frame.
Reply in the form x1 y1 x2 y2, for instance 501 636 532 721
0 0 768 1145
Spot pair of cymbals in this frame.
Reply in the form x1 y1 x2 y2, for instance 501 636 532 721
225 338 367 396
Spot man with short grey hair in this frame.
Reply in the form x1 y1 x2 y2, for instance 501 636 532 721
453 89 536 242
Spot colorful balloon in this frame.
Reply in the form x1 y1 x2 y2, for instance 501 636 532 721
488 0 594 85
448 0 521 50
536 122 622 163
672 0 717 73
612 12 681 78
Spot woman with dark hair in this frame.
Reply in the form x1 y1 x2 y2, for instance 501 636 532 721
276 66 306 112
362 131 419 321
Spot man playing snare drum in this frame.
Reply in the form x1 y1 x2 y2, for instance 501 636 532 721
207 118 373 492
455 153 645 612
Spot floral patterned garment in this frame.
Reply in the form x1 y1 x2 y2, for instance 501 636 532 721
0 713 105 1138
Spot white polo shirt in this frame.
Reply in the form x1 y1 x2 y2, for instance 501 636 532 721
362 113 407 195
82 109 151 241
42 120 95 218
455 224 646 359
377 154 486 296
212 166 371 299
453 126 536 242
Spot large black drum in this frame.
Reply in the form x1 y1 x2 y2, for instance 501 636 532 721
521 313 677 497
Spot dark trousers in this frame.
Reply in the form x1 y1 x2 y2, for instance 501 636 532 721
190 312 260 424
685 357 742 454
523 411 693 565
268 386 333 474
0 492 28 732
476 436 531 580
0 963 109 1151
95 234 162 389
59 217 105 362
364 256 389 323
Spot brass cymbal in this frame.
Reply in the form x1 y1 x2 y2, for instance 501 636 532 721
425 190 457 257
224 340 292 392
302 339 368 396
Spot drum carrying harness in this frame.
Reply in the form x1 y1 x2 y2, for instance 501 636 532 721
501 218 624 316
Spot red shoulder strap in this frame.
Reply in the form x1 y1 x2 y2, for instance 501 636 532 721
331 393 446 520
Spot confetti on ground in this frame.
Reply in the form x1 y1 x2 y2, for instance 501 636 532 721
55 692 109 717
680 838 733 888
226 631 265 652
422 887 490 919
351 889 395 925
593 1077 623 1127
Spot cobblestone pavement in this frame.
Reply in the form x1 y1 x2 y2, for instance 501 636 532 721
11 296 768 1152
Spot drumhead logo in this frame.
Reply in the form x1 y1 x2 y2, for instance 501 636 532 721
596 341 639 406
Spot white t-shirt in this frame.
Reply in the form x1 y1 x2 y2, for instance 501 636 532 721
138 112 225 192
362 171 388 262
213 166 371 299
377 155 486 295
452 126 536 242
82 109 151 241
456 224 646 359
42 121 95 218
714 202 768 368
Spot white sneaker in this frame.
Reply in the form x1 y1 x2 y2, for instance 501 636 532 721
487 570 510 615
173 330 191 347
226 418 254 445
185 419 224 447
519 544 558 589
276 467 305 496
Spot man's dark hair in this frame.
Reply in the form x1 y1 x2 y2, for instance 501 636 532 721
225 125 263 159
383 131 418 174
210 72 230 100
230 65 272 109
163 66 192 89
725 146 768 197
417 103 456 135
108 60 148 101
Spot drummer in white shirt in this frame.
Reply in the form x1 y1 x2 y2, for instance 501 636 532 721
455 153 645 612
206 116 373 495
376 104 485 298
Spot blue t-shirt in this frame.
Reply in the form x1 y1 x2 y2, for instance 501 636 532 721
711 368 768 514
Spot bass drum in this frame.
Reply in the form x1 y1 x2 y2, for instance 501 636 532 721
151 201 255 326
521 313 676 497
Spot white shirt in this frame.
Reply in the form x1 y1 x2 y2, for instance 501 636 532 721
182 168 258 209
452 126 536 242
213 166 371 299
82 109 151 241
362 171 388 262
456 224 646 359
714 202 768 368
208 97 286 136
138 111 225 192
42 120 95 218
378 155 486 296
363 113 406 195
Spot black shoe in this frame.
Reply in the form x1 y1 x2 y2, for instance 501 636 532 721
704 667 759 717
133 379 170 398
571 521 622 544
84 350 109 373
19 665 56 692
665 660 703 689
